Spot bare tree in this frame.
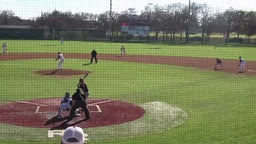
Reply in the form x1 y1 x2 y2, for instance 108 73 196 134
199 4 212 43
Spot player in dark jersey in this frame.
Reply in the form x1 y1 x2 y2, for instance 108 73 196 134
214 58 223 70
77 78 89 103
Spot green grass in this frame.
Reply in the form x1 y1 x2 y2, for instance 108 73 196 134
0 40 256 143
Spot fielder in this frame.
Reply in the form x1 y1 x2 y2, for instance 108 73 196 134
2 42 7 53
214 58 223 70
120 45 126 55
60 37 64 44
238 56 246 73
57 92 73 117
55 52 65 70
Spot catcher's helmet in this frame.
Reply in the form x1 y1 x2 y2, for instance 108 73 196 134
65 92 70 97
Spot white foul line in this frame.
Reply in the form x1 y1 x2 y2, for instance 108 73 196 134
88 99 113 106
95 105 102 112
35 106 40 114
17 101 47 106
32 99 113 114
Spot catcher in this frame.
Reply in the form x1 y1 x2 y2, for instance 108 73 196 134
57 92 73 117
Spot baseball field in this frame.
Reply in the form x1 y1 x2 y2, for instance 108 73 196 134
0 40 256 144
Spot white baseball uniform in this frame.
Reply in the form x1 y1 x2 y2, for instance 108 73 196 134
2 43 7 53
57 53 65 70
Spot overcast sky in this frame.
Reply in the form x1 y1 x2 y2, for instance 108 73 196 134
1 0 256 19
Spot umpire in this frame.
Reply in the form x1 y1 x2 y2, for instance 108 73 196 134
69 89 90 120
90 49 97 64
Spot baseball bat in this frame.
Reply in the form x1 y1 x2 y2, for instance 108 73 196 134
82 73 89 79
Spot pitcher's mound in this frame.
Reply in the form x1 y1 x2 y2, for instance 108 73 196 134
35 69 90 77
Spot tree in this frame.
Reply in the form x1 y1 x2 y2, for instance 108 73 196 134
232 10 246 37
0 10 15 25
243 11 256 39
198 4 212 43
165 3 185 42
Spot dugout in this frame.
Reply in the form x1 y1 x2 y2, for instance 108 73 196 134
0 25 45 39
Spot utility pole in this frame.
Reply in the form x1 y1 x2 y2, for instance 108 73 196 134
185 0 191 43
148 3 153 32
109 0 112 41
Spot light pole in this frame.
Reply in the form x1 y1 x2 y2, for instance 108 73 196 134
109 0 112 40
148 3 153 39
185 0 191 43
148 3 153 17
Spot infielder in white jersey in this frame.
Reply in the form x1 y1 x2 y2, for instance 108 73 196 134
2 42 7 53
238 56 246 73
57 92 72 117
55 52 65 70
120 45 126 56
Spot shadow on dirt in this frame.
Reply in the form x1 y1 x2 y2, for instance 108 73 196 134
44 116 89 130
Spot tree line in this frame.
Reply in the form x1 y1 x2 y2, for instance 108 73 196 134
1 2 256 43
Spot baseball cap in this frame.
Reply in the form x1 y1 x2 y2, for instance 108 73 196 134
62 126 85 144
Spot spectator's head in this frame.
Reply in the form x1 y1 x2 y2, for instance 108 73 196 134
61 126 85 144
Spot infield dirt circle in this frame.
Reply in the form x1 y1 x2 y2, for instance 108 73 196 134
0 98 145 129
0 53 256 130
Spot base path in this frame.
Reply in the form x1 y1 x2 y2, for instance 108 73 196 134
1 53 256 75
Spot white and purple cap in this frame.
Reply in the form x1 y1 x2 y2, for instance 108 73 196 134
61 126 85 144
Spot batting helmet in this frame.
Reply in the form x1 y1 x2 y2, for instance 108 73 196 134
79 78 84 83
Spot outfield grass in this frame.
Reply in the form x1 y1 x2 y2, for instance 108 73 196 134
0 40 256 144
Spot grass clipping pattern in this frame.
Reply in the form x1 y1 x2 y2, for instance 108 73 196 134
88 101 187 141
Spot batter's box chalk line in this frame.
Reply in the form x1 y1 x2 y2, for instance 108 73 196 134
35 104 102 114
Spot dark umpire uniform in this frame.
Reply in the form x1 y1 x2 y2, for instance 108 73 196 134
90 49 97 63
69 89 90 120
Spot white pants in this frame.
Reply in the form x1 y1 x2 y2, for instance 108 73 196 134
239 63 246 72
58 102 72 115
2 48 7 53
58 60 64 70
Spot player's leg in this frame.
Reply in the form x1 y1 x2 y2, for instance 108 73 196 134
57 105 63 117
57 103 69 117
84 92 89 104
81 104 90 119
214 63 217 70
90 57 93 63
58 61 63 70
242 64 245 72
68 103 78 120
